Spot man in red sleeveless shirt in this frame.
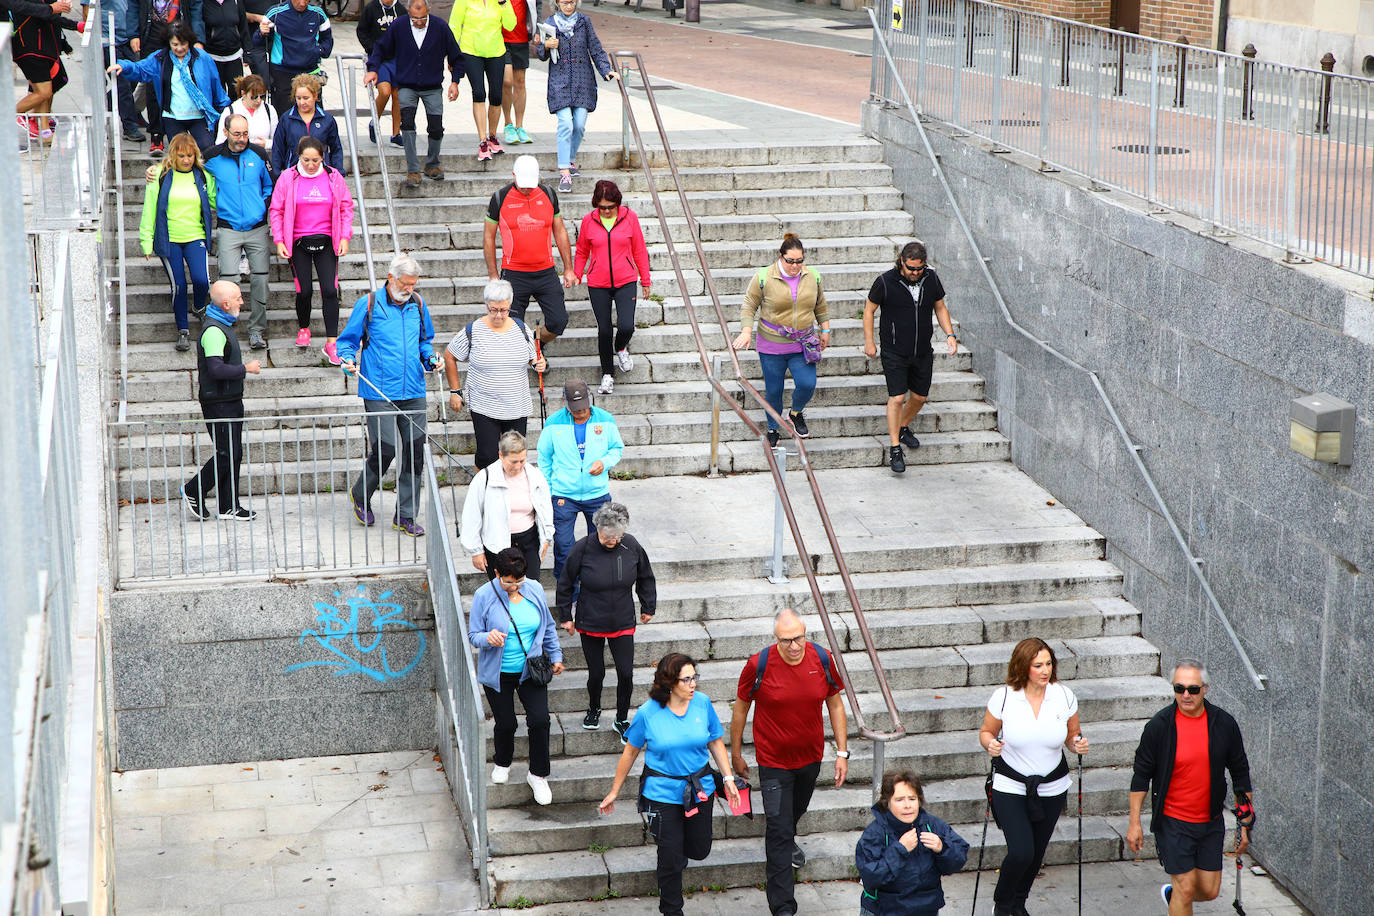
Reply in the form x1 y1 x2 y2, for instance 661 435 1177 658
1127 659 1254 915
729 608 848 916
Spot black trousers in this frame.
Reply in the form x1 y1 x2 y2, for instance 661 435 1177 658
588 283 637 375
289 234 340 336
471 412 528 471
109 42 142 130
990 789 1066 906
759 760 821 915
580 632 634 721
215 56 244 100
185 399 246 513
484 671 551 777
644 799 713 916
483 524 540 584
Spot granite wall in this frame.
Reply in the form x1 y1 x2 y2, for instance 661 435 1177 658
111 577 436 770
865 101 1374 916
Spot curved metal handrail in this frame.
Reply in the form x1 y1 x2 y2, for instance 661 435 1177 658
865 8 1267 691
609 52 906 742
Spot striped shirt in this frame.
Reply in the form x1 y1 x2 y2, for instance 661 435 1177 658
446 319 537 420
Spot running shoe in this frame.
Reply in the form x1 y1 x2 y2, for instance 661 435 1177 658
527 773 552 806
393 516 425 537
390 133 403 147
503 123 519 145
295 327 311 348
791 842 806 868
889 445 906 474
249 331 266 350
352 496 375 527
175 329 191 351
789 411 810 438
598 374 614 394
149 139 164 157
491 764 510 784
582 708 601 730
615 348 633 371
1160 885 1172 908
368 119 376 143
515 126 532 143
322 340 341 365
477 139 492 162
16 115 38 140
122 126 146 142
239 254 250 276
568 162 580 176
767 430 780 448
181 487 212 521
612 719 631 745
558 173 572 192
218 506 257 521
899 426 920 449
487 134 505 154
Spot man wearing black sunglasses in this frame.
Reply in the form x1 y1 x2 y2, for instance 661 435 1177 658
1126 659 1254 915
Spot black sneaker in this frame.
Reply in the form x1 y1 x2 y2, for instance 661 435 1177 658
612 719 631 745
889 445 906 474
181 487 212 521
789 411 810 438
766 430 780 448
175 329 191 351
122 127 146 143
791 841 806 868
582 708 601 730
899 426 920 449
218 506 257 521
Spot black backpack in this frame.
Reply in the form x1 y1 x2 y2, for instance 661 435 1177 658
749 641 839 698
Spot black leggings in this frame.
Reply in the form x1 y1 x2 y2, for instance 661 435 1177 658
215 57 244 100
484 671 551 777
990 789 1066 907
483 525 541 585
580 632 635 721
289 234 340 336
588 284 637 376
471 412 528 471
644 799 713 916
464 54 505 105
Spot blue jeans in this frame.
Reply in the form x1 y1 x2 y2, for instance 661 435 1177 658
160 238 211 331
757 351 817 432
554 106 588 169
552 492 611 583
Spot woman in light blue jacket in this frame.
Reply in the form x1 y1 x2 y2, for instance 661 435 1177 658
467 546 564 805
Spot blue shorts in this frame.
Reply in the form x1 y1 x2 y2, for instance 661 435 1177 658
375 60 397 86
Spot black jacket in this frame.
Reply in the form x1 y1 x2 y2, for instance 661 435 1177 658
138 0 205 44
197 314 246 403
356 0 402 54
1130 699 1252 832
556 532 656 629
195 0 251 57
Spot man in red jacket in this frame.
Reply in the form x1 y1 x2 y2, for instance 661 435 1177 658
730 608 849 916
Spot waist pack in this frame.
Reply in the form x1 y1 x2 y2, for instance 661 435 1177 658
759 318 823 365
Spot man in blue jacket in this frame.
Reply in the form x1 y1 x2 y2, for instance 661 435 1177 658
204 114 274 349
536 378 623 582
337 253 439 537
363 0 462 189
259 0 331 115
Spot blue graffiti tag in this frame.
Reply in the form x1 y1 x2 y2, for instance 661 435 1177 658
285 586 426 682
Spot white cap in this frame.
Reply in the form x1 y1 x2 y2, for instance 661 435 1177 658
513 155 539 189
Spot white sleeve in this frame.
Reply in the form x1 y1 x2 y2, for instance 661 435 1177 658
447 329 471 362
1062 684 1078 717
985 686 1009 717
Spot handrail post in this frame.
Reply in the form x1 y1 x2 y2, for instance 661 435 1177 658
620 63 631 166
1174 35 1189 107
871 737 886 803
1039 19 1052 166
1316 51 1335 133
1283 68 1302 262
1240 43 1256 119
108 11 128 420
708 353 724 478
767 444 788 584
335 59 379 292
1147 44 1161 203
1210 58 1225 233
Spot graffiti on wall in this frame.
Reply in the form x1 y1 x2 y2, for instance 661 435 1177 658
285 586 426 682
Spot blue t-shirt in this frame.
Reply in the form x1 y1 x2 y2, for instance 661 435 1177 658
498 594 543 674
574 420 588 459
626 692 723 805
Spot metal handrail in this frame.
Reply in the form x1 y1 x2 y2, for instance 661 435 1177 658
106 14 128 419
333 57 380 293
866 8 1268 691
609 51 907 743
334 53 402 256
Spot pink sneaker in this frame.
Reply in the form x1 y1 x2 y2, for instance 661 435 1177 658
322 340 340 365
16 115 38 139
295 328 311 348
477 139 492 162
486 134 505 154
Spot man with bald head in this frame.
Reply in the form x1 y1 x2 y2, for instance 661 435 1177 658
183 281 262 521
204 112 274 348
730 608 849 916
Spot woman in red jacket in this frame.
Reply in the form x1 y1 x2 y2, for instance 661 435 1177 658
574 180 650 395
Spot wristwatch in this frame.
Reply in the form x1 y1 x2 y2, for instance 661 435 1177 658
835 749 850 759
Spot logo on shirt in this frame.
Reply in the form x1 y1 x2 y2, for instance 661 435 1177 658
303 186 325 201
593 425 603 435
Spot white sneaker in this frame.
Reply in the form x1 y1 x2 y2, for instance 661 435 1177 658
598 373 614 394
491 765 510 784
238 254 249 277
527 773 552 806
615 348 633 372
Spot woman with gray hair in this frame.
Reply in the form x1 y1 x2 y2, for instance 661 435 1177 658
460 430 553 581
557 501 656 741
443 278 548 469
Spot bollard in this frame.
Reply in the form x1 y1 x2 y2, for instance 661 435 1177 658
1241 43 1257 120
1174 35 1188 107
707 354 724 478
1316 51 1335 133
767 445 788 584
685 0 699 22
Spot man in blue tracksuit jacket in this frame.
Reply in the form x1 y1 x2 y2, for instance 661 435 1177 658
259 0 331 115
536 378 624 582
337 254 437 536
203 114 274 348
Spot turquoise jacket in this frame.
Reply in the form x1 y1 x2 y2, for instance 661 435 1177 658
536 406 623 500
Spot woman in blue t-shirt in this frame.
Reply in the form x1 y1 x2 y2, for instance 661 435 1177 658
598 653 740 916
467 547 564 806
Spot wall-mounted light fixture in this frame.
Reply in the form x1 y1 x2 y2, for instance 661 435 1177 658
1289 393 1355 466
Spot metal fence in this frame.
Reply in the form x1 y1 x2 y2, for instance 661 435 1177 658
870 0 1374 276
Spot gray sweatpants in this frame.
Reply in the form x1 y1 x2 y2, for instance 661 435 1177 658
351 397 428 522
217 224 271 335
398 85 444 173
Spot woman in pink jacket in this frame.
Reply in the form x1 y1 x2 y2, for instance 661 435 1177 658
269 136 356 364
574 180 651 395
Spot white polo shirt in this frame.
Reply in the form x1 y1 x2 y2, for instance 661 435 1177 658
986 683 1078 796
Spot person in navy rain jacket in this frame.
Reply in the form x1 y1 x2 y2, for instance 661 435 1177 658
856 769 969 916
269 71 341 173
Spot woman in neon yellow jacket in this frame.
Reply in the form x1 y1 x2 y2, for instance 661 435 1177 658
450 0 516 161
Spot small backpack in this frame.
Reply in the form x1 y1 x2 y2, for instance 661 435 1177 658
749 641 839 698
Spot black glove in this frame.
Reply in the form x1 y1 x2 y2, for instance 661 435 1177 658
1234 798 1256 829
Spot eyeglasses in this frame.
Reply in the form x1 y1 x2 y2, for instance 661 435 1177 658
1172 683 1203 695
782 256 805 265
487 306 510 314
678 674 699 685
500 576 526 587
776 634 807 649
227 130 249 139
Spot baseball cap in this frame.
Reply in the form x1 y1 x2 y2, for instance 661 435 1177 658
513 155 539 189
563 379 590 410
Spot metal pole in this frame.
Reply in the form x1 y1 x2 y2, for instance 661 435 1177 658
1211 58 1225 232
1316 51 1335 133
871 738 886 804
708 353 723 478
1241 43 1256 119
1147 45 1161 202
953 0 965 124
767 444 788 583
916 0 928 105
621 63 631 166
990 8 1004 148
1283 68 1302 261
1039 19 1052 166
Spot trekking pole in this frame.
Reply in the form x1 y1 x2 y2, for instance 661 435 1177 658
971 758 994 916
1232 796 1254 916
533 318 548 427
1077 751 1084 916
1233 820 1246 915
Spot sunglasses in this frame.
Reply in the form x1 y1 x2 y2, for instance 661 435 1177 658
901 262 926 273
782 256 805 265
1172 683 1203 695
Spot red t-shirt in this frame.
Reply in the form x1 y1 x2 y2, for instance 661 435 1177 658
1163 707 1211 823
736 644 844 770
502 0 529 44
487 184 560 273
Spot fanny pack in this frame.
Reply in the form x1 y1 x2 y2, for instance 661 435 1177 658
759 318 823 365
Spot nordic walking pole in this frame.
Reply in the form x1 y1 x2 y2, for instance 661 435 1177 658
533 318 548 427
1232 794 1254 916
1077 750 1084 916
1234 818 1245 915
971 758 993 916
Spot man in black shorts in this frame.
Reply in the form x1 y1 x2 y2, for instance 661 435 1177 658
484 154 576 347
862 241 957 474
1126 659 1255 915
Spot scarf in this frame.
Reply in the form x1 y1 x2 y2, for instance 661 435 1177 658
553 10 579 38
205 303 237 327
172 51 219 131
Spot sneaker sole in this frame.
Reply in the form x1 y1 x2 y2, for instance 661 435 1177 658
392 523 424 537
582 722 600 730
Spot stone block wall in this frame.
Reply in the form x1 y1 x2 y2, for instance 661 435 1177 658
865 101 1374 915
111 577 436 770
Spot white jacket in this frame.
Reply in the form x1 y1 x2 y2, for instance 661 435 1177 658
460 461 554 557
216 98 280 151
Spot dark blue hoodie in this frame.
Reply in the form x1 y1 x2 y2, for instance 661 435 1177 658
855 804 969 915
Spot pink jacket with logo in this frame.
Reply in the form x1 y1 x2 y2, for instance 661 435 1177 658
574 206 651 290
268 164 355 254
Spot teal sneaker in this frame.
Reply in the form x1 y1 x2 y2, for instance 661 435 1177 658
503 124 519 145
515 126 532 143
